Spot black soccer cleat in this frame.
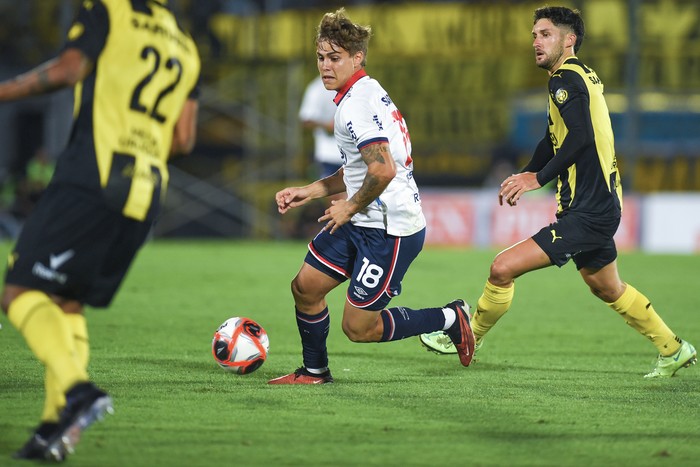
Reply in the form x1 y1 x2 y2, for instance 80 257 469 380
13 422 66 462
42 382 114 461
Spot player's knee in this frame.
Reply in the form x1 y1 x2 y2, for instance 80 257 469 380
341 322 361 341
589 285 622 303
290 276 310 302
341 320 374 342
290 277 302 300
489 257 514 286
0 286 24 314
0 292 10 315
291 276 325 310
52 297 84 314
341 324 367 342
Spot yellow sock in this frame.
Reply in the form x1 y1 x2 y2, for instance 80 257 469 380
66 313 90 371
608 284 681 356
8 291 88 395
41 314 90 422
471 280 514 341
42 369 62 423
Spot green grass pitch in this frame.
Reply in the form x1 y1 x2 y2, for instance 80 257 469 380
1 240 698 466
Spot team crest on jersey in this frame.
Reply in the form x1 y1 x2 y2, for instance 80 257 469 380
68 22 85 41
555 88 568 104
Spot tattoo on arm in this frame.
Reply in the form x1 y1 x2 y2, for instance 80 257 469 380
349 144 391 210
36 69 52 93
360 144 389 166
352 172 383 209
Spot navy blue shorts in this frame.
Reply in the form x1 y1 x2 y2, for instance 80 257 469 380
305 224 426 311
531 212 619 270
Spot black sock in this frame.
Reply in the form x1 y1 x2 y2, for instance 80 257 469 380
296 307 330 369
379 306 445 342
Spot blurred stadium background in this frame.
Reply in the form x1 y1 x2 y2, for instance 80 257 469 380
0 0 699 251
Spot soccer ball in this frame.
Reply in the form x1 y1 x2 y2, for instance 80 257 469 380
212 317 270 374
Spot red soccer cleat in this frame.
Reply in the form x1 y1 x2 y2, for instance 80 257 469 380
443 299 476 367
268 367 334 385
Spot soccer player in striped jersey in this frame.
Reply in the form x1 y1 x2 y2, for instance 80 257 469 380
269 8 475 385
0 0 200 460
420 6 696 379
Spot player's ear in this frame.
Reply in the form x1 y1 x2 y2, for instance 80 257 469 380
353 51 363 69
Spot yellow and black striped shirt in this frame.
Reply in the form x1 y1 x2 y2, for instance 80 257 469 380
525 57 622 219
53 0 200 221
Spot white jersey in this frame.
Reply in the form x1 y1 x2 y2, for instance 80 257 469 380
333 71 426 237
299 77 340 165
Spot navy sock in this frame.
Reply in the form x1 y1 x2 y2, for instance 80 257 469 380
379 306 445 342
296 307 330 369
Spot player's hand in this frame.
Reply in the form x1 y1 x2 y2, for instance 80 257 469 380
498 172 541 206
275 187 311 214
318 199 355 234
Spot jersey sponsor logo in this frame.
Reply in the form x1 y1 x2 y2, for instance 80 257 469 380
549 132 559 148
550 229 563 243
381 94 393 107
555 88 568 104
32 262 68 285
49 250 75 270
346 121 358 142
31 249 75 285
372 114 383 130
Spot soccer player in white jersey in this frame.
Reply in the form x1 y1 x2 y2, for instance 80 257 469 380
268 8 475 385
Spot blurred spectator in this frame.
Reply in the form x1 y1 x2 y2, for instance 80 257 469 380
14 147 54 220
189 0 223 57
299 76 342 179
292 76 345 238
0 146 54 238
482 140 518 188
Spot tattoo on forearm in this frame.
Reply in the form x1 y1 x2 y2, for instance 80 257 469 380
353 173 382 208
351 144 391 210
36 69 52 93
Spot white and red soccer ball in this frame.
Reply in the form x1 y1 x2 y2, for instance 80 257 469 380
212 317 269 374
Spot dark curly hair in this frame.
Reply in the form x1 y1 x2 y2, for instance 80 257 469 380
316 8 372 66
534 6 585 53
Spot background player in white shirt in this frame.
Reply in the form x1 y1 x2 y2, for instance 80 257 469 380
269 8 475 385
299 76 343 178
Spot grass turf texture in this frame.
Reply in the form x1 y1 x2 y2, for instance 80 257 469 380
1 240 699 466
